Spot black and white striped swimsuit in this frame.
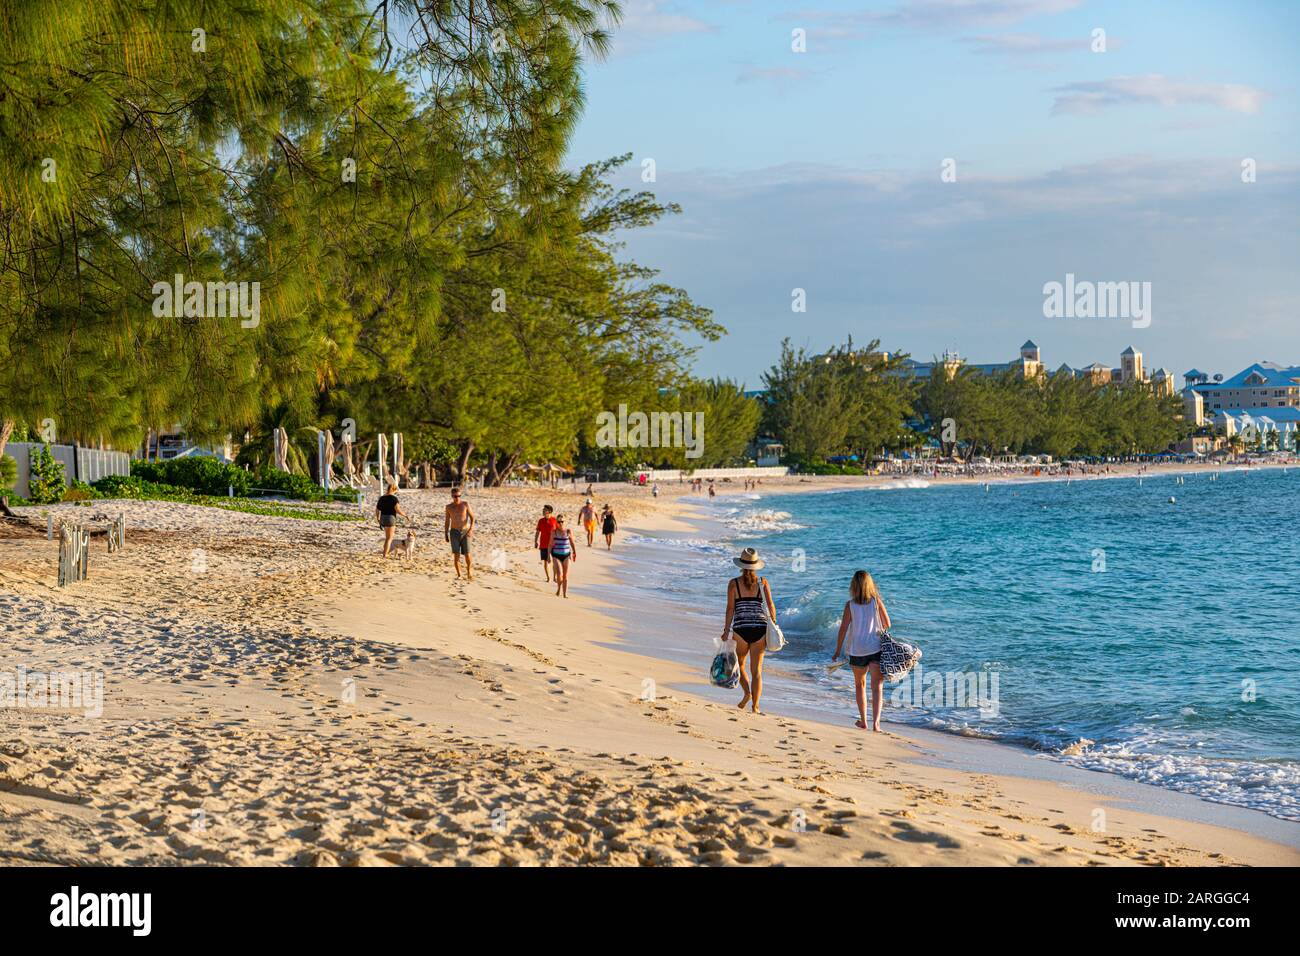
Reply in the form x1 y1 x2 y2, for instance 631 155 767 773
730 578 768 644
550 529 573 560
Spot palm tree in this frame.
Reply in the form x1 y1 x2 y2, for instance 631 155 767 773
235 403 317 475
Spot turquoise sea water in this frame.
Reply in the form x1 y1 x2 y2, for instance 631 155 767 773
631 468 1300 821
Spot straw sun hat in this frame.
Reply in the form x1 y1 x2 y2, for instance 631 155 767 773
732 548 765 571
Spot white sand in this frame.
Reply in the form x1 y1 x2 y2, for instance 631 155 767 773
1 484 1295 866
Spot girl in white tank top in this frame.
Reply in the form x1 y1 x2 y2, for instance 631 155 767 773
832 571 892 731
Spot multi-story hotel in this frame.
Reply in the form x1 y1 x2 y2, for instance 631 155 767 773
876 342 1175 395
1181 362 1300 450
1186 363 1300 414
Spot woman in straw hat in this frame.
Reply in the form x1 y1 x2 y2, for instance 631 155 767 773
719 547 778 714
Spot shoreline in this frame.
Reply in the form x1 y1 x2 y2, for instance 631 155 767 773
1 486 1296 865
598 497 1300 850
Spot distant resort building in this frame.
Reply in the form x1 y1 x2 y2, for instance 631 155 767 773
1186 362 1300 415
875 341 1175 395
1180 362 1300 451
140 426 233 461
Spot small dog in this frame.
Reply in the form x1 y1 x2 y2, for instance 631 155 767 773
389 530 417 562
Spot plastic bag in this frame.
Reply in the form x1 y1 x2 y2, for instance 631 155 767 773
710 637 740 688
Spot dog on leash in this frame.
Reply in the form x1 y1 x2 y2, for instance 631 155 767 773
389 530 417 562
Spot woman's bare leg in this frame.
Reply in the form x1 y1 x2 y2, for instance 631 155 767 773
735 645 751 708
749 641 766 713
382 526 394 556
852 666 869 728
869 663 885 731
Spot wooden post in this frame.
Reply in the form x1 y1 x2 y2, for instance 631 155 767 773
58 522 91 586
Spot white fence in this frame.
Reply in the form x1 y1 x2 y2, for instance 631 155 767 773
5 442 131 499
634 466 791 482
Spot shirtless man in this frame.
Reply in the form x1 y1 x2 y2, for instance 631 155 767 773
578 498 597 547
444 486 475 580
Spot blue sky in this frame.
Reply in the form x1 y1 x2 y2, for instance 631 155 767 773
565 0 1300 386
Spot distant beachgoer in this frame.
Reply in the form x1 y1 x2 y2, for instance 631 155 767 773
719 548 776 714
549 514 577 597
444 486 475 580
375 483 409 556
579 498 597 546
832 570 892 731
708 483 716 499
601 506 617 549
651 483 659 498
535 505 557 581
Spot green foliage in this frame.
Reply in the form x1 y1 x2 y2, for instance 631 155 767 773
27 444 66 504
89 474 359 520
917 367 1188 458
92 475 180 500
781 454 863 475
251 468 330 502
0 1 658 473
0 454 16 493
133 458 253 496
62 480 98 502
762 339 918 461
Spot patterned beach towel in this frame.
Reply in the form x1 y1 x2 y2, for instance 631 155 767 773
878 630 922 681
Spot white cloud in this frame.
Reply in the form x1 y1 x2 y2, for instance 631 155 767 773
963 32 1092 56
1052 75 1269 115
736 65 811 84
782 0 1082 39
882 0 1084 30
602 157 1300 381
611 1 716 55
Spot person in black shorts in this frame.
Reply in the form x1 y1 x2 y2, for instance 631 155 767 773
831 570 893 731
375 482 409 557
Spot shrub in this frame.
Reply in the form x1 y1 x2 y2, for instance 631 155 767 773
132 456 253 496
62 480 99 502
0 453 16 493
252 467 327 501
780 453 863 476
93 474 193 500
27 443 66 504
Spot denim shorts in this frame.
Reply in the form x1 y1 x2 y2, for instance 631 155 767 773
849 652 881 668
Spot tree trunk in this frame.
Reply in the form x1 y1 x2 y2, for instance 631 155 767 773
454 440 474 485
0 418 13 460
495 451 520 487
486 451 501 488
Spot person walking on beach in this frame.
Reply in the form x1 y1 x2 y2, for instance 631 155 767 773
600 505 617 549
579 498 597 547
535 505 557 581
832 570 892 731
375 482 409 557
549 514 577 597
444 486 476 580
719 548 777 714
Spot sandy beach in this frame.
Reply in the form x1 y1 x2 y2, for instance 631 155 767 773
1 478 1296 867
